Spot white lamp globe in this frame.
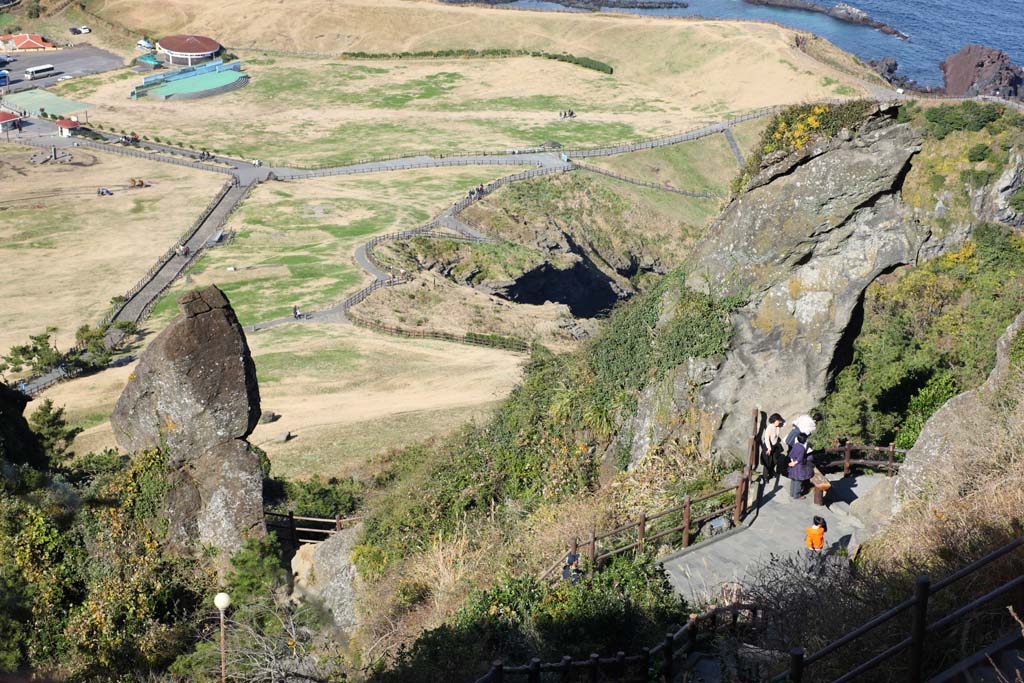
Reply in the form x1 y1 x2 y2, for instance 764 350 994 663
214 592 232 611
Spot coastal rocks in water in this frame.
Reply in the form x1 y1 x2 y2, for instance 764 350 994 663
940 45 1024 99
895 310 1024 510
744 0 907 39
291 524 361 632
685 105 928 461
441 0 689 9
111 285 265 566
867 57 933 93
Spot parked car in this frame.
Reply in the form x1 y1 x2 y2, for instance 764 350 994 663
69 27 81 34
78 26 91 34
0 54 15 63
136 38 154 49
57 74 73 81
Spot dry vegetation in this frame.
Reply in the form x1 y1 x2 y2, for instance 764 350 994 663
70 0 872 165
0 144 225 351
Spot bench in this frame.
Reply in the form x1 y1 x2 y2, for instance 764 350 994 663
811 467 831 506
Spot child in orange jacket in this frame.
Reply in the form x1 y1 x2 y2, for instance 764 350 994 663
806 516 827 552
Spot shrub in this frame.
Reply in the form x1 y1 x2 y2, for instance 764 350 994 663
1010 186 1024 213
264 474 360 518
967 143 991 162
924 101 1003 140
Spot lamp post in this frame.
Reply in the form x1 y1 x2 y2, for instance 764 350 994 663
214 592 231 683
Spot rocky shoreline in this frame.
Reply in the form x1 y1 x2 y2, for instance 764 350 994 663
869 46 1023 100
744 0 907 39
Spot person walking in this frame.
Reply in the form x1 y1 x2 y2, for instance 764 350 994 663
761 413 785 481
561 552 581 584
788 432 813 499
805 515 827 552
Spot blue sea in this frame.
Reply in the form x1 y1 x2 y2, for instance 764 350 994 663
508 0 1024 87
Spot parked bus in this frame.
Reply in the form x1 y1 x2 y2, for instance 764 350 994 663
24 64 54 80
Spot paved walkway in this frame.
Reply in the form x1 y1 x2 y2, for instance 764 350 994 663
661 472 888 604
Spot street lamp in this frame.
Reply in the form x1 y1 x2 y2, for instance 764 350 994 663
214 592 231 683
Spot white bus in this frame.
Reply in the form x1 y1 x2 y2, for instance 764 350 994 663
24 64 55 80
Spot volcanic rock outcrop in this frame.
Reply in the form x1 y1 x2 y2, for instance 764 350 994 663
940 45 1023 99
671 105 931 461
111 285 265 565
895 310 1024 509
0 382 46 474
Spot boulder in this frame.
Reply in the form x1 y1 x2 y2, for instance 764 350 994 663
940 45 1024 99
686 106 931 461
291 524 361 633
111 285 265 565
0 382 46 474
895 310 1024 509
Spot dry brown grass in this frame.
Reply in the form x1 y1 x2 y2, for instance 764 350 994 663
0 144 224 351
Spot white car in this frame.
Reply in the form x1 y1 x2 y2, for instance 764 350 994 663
79 26 91 34
57 75 73 81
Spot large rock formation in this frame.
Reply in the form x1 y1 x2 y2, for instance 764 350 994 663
972 152 1024 228
0 382 46 475
111 286 265 564
895 310 1024 509
681 105 930 460
940 45 1024 99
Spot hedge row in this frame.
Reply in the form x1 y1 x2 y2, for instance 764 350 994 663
338 48 614 74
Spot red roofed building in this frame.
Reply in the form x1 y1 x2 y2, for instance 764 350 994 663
55 118 80 137
157 34 220 65
0 110 23 132
0 34 54 50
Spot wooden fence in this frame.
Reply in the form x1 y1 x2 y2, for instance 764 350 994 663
538 409 762 582
474 603 762 683
773 534 1024 683
346 310 531 353
264 510 361 548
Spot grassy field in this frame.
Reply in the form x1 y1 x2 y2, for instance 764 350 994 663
0 144 225 352
586 116 769 196
42 322 523 480
67 0 869 166
144 166 518 329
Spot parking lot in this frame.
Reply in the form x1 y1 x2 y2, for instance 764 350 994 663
1 46 123 92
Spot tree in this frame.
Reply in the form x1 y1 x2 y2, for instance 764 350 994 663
1 328 61 375
28 399 81 467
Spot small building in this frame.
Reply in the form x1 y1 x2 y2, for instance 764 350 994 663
0 110 23 131
0 34 54 51
54 118 80 137
156 34 220 66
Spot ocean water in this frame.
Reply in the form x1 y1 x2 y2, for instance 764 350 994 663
508 0 1024 87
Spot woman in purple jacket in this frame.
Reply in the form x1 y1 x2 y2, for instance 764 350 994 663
788 432 814 499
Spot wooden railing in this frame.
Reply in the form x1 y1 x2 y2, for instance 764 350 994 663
264 510 361 548
538 409 761 581
773 532 1024 683
474 602 762 683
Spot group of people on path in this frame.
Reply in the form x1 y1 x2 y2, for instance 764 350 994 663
760 412 818 500
558 110 577 119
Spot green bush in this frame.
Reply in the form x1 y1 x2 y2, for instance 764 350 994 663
924 101 1004 140
815 224 1024 449
264 474 361 518
960 168 994 188
1010 187 1024 213
967 143 991 162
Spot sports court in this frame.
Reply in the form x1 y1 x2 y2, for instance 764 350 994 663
148 68 244 97
2 89 90 116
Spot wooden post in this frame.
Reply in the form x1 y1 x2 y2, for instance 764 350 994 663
616 651 626 679
887 442 896 476
687 613 699 652
491 661 504 683
587 527 596 573
570 536 578 558
748 435 758 473
789 648 804 683
589 653 600 683
682 495 691 548
288 510 298 549
844 441 853 477
637 512 647 553
661 632 674 682
335 513 342 532
559 655 572 683
734 466 749 524
730 606 739 633
528 658 540 683
640 647 651 681
909 575 931 683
